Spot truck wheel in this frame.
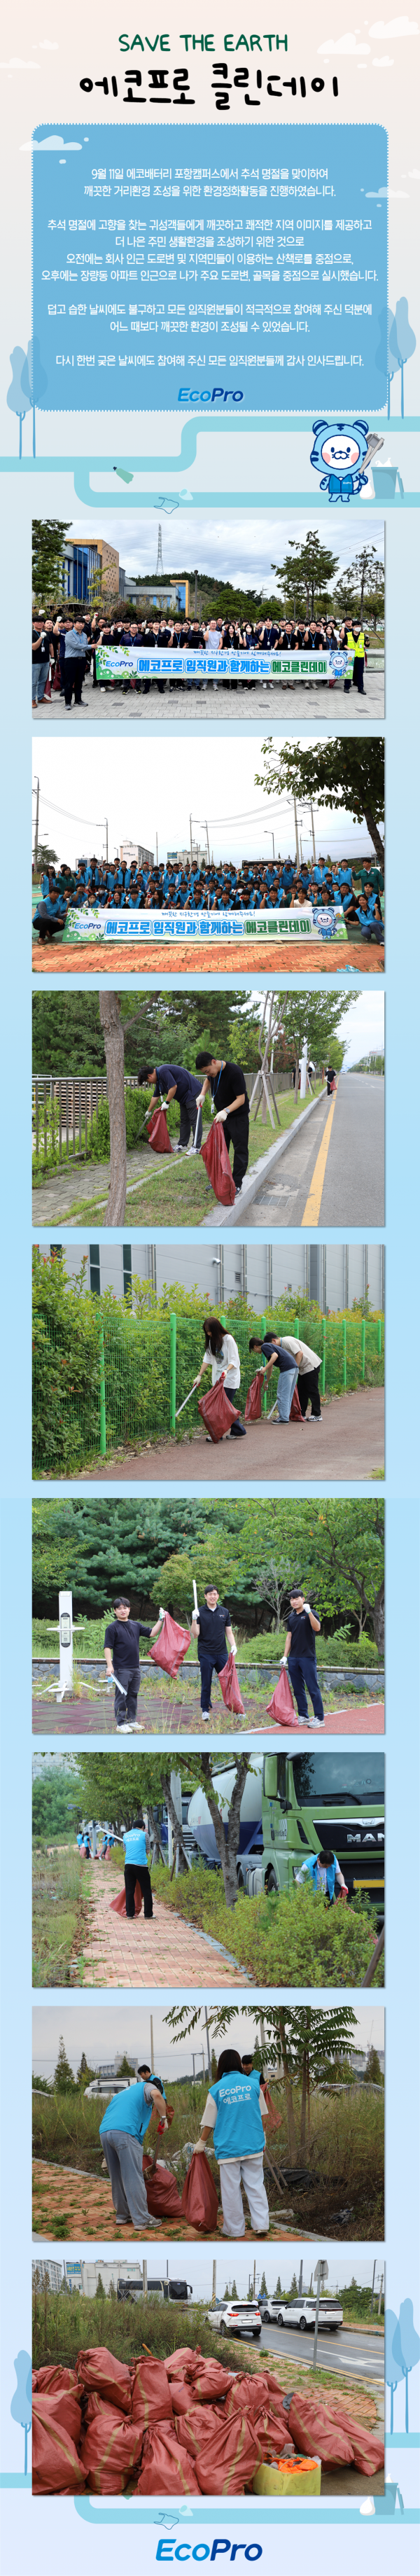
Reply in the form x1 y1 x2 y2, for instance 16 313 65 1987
265 1868 277 1894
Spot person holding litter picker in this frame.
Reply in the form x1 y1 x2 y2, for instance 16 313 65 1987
104 1595 163 1731
138 1060 203 1154
191 1580 238 1721
192 2048 270 2238
193 1317 247 1439
195 1051 249 1196
281 1583 325 1729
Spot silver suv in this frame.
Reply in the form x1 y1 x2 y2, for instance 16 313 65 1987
206 2302 262 2340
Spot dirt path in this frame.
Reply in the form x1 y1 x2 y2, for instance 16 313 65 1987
32 1695 384 1737
32 934 382 976
81 1390 384 1485
31 2160 307 2243
81 1875 248 1989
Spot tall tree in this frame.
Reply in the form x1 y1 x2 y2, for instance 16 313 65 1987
99 994 127 1226
255 737 384 866
6 346 31 456
375 305 397 417
391 2302 420 2432
64 1747 255 1910
32 519 71 604
272 531 340 618
165 2003 358 2159
334 546 383 620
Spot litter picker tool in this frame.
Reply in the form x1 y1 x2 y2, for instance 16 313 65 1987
192 1101 202 1149
175 1381 200 1420
192 1581 198 1618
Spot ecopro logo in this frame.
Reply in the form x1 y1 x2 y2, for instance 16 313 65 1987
178 386 244 405
156 2546 262 2563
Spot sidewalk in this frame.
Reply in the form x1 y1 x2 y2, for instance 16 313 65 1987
82 1876 248 1989
82 1389 384 1485
32 671 384 721
32 1694 385 1737
32 2160 306 2242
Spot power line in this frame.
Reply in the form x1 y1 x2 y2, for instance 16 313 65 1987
34 790 105 827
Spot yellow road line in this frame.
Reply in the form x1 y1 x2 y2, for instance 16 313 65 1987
301 1088 338 1226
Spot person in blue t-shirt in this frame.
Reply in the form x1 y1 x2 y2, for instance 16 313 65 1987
121 1815 155 1920
281 1584 325 1727
192 2049 270 2237
295 1849 348 1903
99 2069 167 2228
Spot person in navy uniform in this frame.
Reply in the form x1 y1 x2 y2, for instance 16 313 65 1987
281 1583 325 1728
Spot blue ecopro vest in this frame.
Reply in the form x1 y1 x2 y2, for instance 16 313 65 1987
209 2068 264 2162
306 1853 338 1902
99 2079 159 2143
123 1828 147 1868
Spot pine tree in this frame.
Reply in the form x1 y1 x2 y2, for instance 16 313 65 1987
95 2274 106 2300
54 2036 76 2092
274 2276 282 2298
259 2272 268 2299
289 2273 298 2298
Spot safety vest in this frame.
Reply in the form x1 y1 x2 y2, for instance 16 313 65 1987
209 2069 264 2161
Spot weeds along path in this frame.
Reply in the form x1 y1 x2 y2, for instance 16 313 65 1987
82 1873 248 1989
31 1695 385 1737
31 2160 307 2243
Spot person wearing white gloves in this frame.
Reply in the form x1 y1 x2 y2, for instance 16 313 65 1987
281 1584 325 1728
192 2047 270 2238
192 1581 237 1721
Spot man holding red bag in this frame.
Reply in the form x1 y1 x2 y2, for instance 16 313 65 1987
282 1585 325 1729
138 1060 203 1154
195 1051 249 1196
192 1581 238 1721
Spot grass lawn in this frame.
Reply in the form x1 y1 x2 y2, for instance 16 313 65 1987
32 1844 90 1987
57 1089 324 1228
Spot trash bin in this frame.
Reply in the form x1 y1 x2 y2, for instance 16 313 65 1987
253 2457 321 2496
372 465 404 498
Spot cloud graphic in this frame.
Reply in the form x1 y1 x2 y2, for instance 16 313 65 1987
372 51 394 58
20 132 82 151
365 182 408 193
0 57 40 69
369 13 418 29
318 31 370 50
38 38 59 47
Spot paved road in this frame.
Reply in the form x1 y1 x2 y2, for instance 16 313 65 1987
259 2320 384 2386
249 1077 384 1229
32 669 384 722
82 1388 384 1485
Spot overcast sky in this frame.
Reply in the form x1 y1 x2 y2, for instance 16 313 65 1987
56 2249 381 2300
33 2001 384 2082
66 509 384 596
33 735 382 870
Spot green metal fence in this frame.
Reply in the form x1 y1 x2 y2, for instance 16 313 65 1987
32 1306 384 1475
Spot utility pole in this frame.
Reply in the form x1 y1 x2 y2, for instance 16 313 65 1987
313 2259 328 2370
194 568 198 616
211 2259 217 2307
300 1036 308 1102
293 791 300 869
204 2010 211 2075
156 831 158 865
104 816 108 867
310 799 316 866
298 2260 303 2294
370 2259 376 2314
150 2014 154 2072
253 2258 256 2299
190 813 193 866
143 2258 148 2300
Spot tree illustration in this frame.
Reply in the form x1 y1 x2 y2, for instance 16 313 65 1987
392 2301 420 2433
375 307 397 418
388 299 416 419
10 2352 32 2475
384 2308 404 2432
20 337 48 458
6 347 31 457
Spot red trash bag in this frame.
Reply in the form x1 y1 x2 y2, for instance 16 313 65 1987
319 2404 384 2477
180 2152 220 2233
134 2426 200 2496
148 1610 191 1680
266 1666 300 1728
130 2357 174 2431
218 1651 245 1716
201 1122 236 1208
76 2347 132 2412
198 1374 239 1444
290 1385 304 1421
148 1107 173 1155
111 1879 143 1917
31 2400 86 2496
253 2403 293 2460
80 2398 142 2493
196 2411 260 2496
33 2366 79 2396
32 2386 83 2447
164 2348 202 2381
143 2152 183 2221
181 2404 230 2460
244 1372 263 1423
288 2395 354 2467
190 2362 234 2404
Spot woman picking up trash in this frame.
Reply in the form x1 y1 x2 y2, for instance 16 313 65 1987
192 2048 270 2239
193 1317 246 1439
248 1331 300 1424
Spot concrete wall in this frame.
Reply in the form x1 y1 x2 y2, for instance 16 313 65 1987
60 1240 385 1314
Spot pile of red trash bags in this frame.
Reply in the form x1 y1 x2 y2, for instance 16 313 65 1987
31 2344 384 2496
201 1123 236 1207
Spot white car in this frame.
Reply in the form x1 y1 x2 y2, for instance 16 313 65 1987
206 2302 262 2340
260 2296 343 2333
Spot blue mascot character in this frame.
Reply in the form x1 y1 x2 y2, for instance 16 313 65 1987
310 419 370 502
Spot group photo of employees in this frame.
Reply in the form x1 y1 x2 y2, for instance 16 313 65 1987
32 1241 385 1485
32 1998 385 2246
32 987 385 1234
31 510 385 721
31 1494 384 1740
31 2246 386 2503
31 730 385 976
32 1742 385 1996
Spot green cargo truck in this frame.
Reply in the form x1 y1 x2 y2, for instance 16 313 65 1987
239 1749 384 1924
